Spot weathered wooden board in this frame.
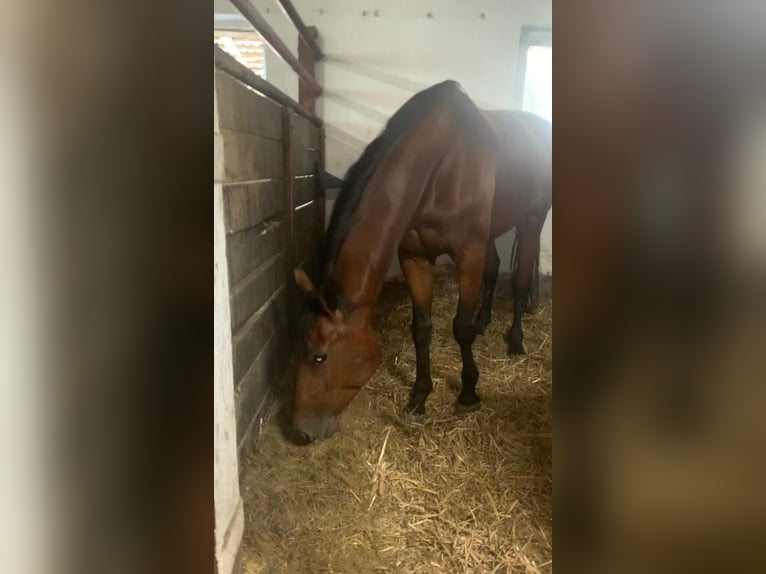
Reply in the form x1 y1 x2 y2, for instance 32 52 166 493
224 179 285 234
293 201 320 265
215 70 283 141
293 176 318 207
226 217 286 286
220 129 283 182
234 320 290 444
292 146 319 177
229 251 288 333
231 285 289 385
292 113 320 149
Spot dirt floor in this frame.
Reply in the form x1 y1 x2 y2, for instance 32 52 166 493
239 266 552 573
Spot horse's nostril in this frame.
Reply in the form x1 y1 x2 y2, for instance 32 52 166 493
325 418 339 438
297 431 313 444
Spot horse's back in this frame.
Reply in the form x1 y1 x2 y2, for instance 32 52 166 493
483 110 552 236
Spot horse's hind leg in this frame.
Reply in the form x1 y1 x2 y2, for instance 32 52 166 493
476 240 500 335
453 243 486 412
400 253 435 416
508 213 546 355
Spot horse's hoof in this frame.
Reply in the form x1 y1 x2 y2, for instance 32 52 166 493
403 411 426 425
402 405 426 424
404 398 426 417
455 393 481 414
456 399 481 414
507 340 526 355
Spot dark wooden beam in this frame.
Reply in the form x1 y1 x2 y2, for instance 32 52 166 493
283 108 296 329
275 0 324 61
298 27 317 113
317 126 327 264
214 46 322 127
229 0 322 95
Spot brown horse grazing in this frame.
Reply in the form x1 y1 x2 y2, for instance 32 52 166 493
292 81 551 442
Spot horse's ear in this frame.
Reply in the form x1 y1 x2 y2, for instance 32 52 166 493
329 308 345 324
294 268 314 295
317 283 344 320
295 271 344 322
320 302 345 323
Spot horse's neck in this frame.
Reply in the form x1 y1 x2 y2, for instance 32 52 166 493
333 147 441 309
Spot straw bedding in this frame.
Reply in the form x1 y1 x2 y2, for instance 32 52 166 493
240 265 552 573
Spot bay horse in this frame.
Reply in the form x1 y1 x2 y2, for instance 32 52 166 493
293 80 551 442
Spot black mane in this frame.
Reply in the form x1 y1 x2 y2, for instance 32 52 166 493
321 80 464 293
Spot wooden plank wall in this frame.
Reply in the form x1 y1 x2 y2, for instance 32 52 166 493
215 68 323 460
289 113 323 274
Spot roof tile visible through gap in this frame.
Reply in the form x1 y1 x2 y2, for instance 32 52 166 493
214 30 266 78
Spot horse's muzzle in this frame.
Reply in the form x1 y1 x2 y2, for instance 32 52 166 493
294 415 339 444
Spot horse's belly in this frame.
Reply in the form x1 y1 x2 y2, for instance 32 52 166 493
420 225 456 256
490 189 534 236
490 170 549 237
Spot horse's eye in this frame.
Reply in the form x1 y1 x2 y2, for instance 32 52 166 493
314 354 327 364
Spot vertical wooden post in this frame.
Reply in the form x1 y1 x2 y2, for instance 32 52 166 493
298 26 318 113
282 107 297 328
317 126 326 249
283 108 295 267
298 26 324 276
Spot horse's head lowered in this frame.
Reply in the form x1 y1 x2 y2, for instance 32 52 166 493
292 269 381 443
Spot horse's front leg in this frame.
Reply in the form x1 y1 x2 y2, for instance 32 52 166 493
400 253 435 416
454 243 486 412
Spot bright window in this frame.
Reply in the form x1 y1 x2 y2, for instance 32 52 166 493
518 28 552 123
